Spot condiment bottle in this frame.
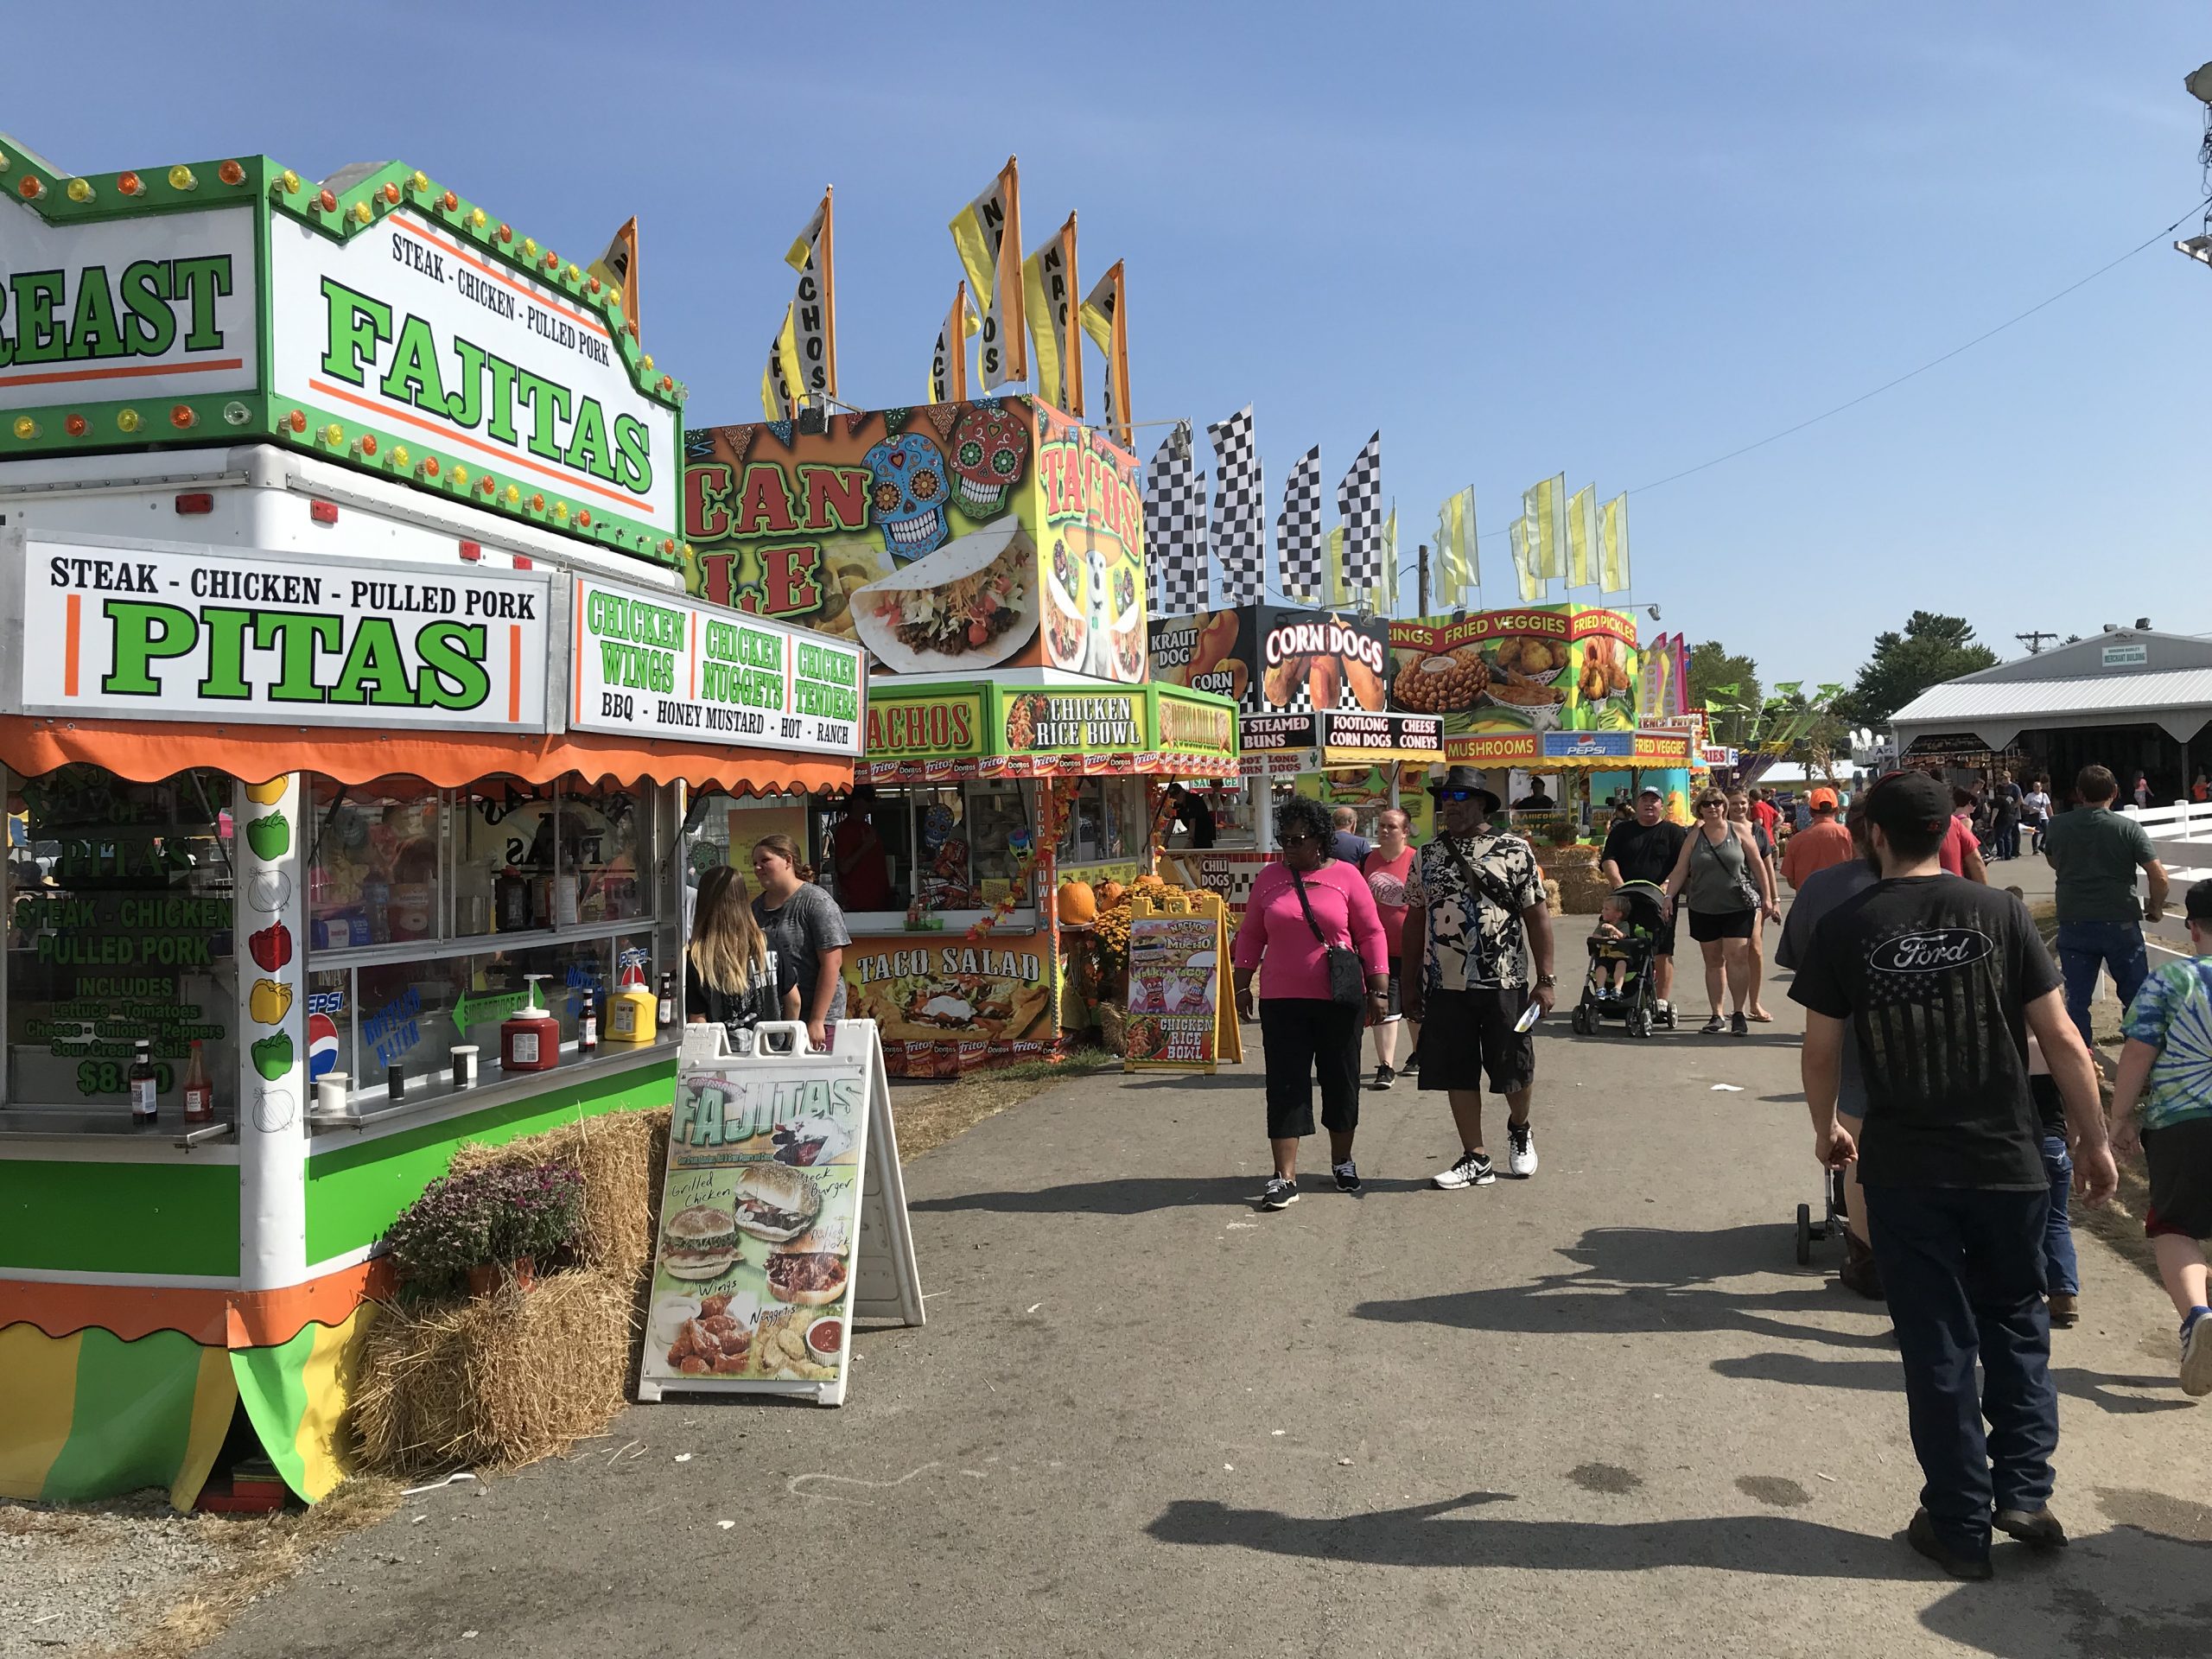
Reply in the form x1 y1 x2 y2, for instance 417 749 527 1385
181 1039 213 1124
494 866 531 932
129 1039 158 1125
656 971 677 1030
607 964 657 1044
499 975 562 1073
579 988 599 1053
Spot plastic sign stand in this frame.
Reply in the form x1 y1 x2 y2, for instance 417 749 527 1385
1122 890 1241 1071
638 1020 920 1407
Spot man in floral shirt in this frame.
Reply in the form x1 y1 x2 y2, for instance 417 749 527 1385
1402 767 1556 1187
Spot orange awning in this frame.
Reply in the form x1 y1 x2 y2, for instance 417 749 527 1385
0 716 854 798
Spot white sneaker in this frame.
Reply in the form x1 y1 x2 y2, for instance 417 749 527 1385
1507 1122 1538 1179
1432 1148 1495 1189
2183 1312 2212 1397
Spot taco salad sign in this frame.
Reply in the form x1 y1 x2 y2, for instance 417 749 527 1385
569 574 863 758
10 530 551 731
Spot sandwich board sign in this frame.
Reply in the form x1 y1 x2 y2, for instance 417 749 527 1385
1121 889 1242 1071
637 1020 922 1406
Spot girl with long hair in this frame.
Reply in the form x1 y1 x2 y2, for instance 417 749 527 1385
687 864 799 1042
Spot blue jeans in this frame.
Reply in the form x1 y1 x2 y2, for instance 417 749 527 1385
2041 1135 2077 1295
1861 1185 2056 1555
2055 919 2148 1052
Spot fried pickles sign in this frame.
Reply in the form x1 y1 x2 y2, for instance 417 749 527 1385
569 575 863 757
13 534 550 732
269 207 677 548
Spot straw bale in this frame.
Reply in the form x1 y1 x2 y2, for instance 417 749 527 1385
351 1268 632 1477
447 1105 670 1282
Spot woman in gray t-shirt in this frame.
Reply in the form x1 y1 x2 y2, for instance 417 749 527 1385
1660 787 1780 1035
748 834 850 1046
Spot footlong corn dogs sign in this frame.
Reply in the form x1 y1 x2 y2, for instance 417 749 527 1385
7 530 552 732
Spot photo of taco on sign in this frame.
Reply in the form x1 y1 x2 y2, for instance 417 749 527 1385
683 397 1146 683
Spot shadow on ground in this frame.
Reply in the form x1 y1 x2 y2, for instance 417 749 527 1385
1710 1351 2195 1416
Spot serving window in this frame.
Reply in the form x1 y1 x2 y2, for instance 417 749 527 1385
816 782 1039 919
1056 777 1147 868
4 765 237 1116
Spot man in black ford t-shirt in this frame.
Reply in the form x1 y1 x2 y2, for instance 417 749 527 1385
1600 787 1687 1018
1793 771 2116 1580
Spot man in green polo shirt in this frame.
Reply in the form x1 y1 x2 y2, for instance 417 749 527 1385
2044 764 2170 1052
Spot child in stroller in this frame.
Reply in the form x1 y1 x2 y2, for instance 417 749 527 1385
1570 881 1673 1038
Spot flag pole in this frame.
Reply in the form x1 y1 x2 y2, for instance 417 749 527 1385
820 185 838 402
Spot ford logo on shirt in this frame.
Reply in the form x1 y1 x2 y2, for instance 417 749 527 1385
1871 928 1995 973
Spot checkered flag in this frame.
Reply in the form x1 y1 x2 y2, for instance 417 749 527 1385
1209 404 1265 606
1274 446 1324 602
1143 429 1208 615
1336 432 1382 595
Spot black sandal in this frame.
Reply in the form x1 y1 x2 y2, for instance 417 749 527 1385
1700 1015 1724 1034
1730 1012 1749 1036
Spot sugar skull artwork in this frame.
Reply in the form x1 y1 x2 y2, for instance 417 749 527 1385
865 432 951 560
948 402 1028 515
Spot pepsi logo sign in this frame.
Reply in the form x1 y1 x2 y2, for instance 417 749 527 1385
1870 929 1994 974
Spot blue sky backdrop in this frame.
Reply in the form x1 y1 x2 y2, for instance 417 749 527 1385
5 2 2205 683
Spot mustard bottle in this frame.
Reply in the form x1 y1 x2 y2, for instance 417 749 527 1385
607 963 658 1045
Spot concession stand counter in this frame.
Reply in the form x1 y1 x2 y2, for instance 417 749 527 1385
0 137 861 1508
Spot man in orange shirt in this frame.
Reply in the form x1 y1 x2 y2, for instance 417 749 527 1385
1783 797 1856 888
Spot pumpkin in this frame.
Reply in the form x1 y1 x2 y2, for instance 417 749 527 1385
1096 880 1127 909
1058 880 1097 924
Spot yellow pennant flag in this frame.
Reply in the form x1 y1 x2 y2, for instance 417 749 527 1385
929 280 978 405
1380 505 1399 614
1078 259 1131 444
1326 526 1348 607
1434 486 1478 604
1521 474 1567 580
948 157 1026 388
1600 493 1631 593
1510 516 1541 603
783 188 836 404
1020 213 1081 413
586 216 639 334
760 303 802 423
1567 484 1597 588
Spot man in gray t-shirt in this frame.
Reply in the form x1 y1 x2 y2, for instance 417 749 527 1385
753 880 851 1039
2043 765 2169 1052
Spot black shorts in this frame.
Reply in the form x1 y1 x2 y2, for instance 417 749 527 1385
1417 986 1535 1096
1382 957 1403 1020
1258 998 1363 1139
2144 1117 2212 1240
1688 906 1755 944
1649 911 1677 957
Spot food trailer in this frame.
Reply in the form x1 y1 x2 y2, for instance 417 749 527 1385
0 137 861 1507
1150 604 1444 910
682 398 1236 1075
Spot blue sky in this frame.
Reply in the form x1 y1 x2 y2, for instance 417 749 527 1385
5 3 2206 684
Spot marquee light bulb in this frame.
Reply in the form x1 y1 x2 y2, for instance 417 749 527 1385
16 175 43 200
64 414 86 436
12 416 36 440
168 404 196 429
576 509 592 528
391 445 410 468
218 160 245 186
450 463 469 488
521 237 537 258
382 181 401 205
469 207 486 229
504 485 520 506
420 456 440 478
168 164 195 191
529 492 544 512
118 409 143 433
65 177 92 202
497 223 512 243
318 187 337 213
443 191 459 211
118 171 143 196
552 501 569 522
323 423 344 446
410 170 429 194
352 201 372 225
287 409 307 433
358 434 377 457
279 168 301 194
222 401 251 426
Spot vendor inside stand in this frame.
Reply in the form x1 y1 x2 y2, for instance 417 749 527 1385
827 785 893 912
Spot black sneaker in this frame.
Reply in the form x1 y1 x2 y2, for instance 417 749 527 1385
1333 1160 1362 1192
1370 1065 1395 1090
1261 1177 1300 1210
1401 1051 1420 1076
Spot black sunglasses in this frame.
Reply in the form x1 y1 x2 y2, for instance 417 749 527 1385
1278 830 1319 847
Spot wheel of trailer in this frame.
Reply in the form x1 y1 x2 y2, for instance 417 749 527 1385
1795 1203 1814 1266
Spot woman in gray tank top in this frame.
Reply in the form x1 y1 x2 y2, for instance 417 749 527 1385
1660 787 1780 1034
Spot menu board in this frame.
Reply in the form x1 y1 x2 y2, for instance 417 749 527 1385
1121 893 1235 1072
637 1022 920 1407
569 573 864 758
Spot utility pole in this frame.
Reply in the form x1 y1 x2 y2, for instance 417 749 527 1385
2016 630 2060 656
1416 543 1429 619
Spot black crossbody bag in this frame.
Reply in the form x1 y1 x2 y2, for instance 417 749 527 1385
1440 834 1524 917
1288 868 1368 1006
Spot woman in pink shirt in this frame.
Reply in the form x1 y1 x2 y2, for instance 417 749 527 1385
1231 795 1391 1209
1362 807 1420 1090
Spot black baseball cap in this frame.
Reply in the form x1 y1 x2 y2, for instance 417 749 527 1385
1862 771 1950 835
2187 878 2212 925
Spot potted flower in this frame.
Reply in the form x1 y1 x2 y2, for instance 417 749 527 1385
380 1163 584 1299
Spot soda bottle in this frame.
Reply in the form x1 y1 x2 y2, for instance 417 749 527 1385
129 1040 159 1125
656 971 677 1030
579 988 600 1053
181 1039 213 1124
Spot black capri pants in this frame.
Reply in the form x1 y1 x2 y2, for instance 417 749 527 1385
1258 998 1363 1139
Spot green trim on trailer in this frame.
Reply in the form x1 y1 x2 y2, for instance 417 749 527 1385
0 1160 239 1277
302 1058 676 1262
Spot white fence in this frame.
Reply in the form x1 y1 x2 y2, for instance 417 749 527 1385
2120 802 2212 844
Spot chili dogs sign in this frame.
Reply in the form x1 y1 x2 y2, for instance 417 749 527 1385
10 531 552 732
569 574 864 758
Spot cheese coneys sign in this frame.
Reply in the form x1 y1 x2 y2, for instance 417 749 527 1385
10 531 552 731
0 135 685 563
683 397 1147 682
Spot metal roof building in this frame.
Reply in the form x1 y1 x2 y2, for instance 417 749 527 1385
1891 628 2212 800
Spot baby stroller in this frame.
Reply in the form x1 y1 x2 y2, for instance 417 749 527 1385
1568 881 1675 1039
1796 1165 1848 1266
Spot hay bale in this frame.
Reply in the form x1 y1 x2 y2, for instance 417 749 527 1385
447 1106 670 1283
351 1269 632 1477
